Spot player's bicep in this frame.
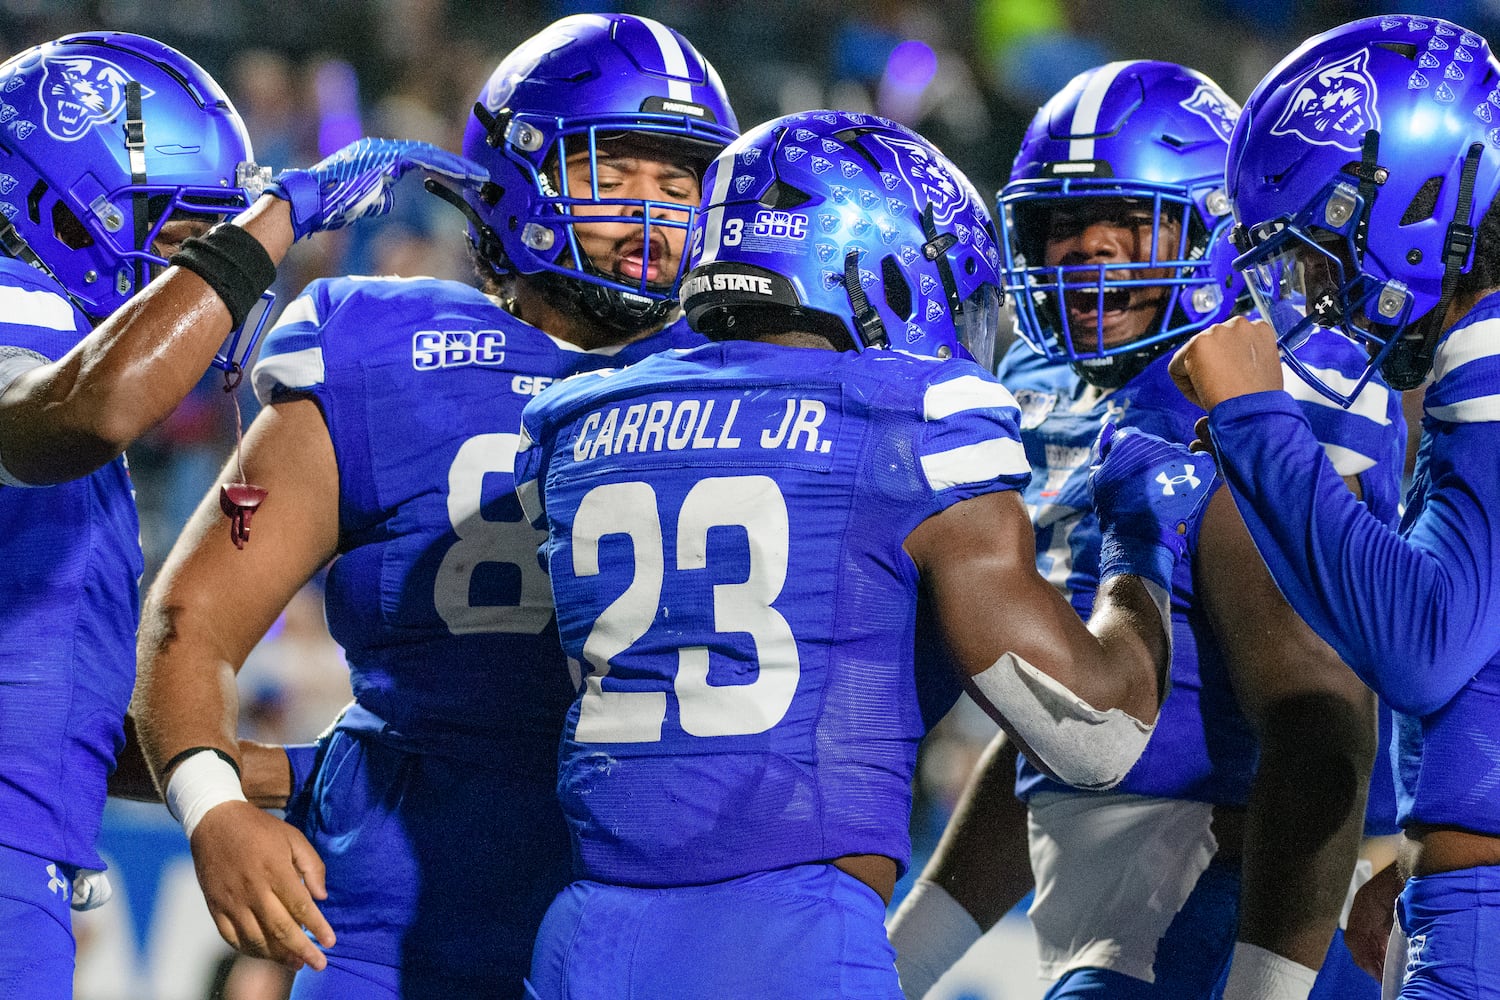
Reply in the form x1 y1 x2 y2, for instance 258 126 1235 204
906 489 1094 680
144 396 340 668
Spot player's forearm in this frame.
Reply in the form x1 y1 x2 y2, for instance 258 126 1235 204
135 604 245 790
918 731 1031 929
0 197 295 485
1084 573 1170 710
135 512 266 788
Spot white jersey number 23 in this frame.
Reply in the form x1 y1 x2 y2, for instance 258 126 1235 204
571 475 800 743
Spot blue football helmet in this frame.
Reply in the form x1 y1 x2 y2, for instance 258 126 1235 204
681 111 1005 367
998 61 1245 387
1228 14 1500 404
0 32 267 371
461 14 738 334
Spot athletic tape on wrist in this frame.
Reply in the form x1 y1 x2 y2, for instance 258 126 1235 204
165 748 248 840
1221 942 1318 1000
169 222 277 329
888 880 983 999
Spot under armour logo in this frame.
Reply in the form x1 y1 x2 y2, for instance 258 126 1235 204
45 863 69 900
1157 465 1200 495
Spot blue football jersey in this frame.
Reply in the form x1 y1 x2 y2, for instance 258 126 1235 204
1000 332 1405 806
253 276 703 764
516 341 1031 886
1210 291 1500 836
253 276 703 978
0 257 141 870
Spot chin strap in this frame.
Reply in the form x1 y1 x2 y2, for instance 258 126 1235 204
921 202 961 314
1071 336 1178 390
843 248 887 349
1434 142 1484 330
573 271 675 335
1351 129 1385 259
424 177 508 267
125 81 150 295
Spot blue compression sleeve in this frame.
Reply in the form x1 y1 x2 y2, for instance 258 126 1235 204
1208 391 1500 716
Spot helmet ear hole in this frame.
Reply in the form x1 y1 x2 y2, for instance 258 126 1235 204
26 180 46 225
1400 176 1445 226
759 180 811 210
881 255 912 320
52 202 94 250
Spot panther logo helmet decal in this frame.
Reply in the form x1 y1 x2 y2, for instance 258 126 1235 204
1181 81 1238 143
39 56 152 142
1271 49 1380 151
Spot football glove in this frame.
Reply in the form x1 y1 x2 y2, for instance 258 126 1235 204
267 138 487 241
1089 421 1218 592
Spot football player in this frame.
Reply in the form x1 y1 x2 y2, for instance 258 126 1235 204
0 32 474 997
1164 14 1500 1000
131 14 738 998
887 61 1406 1000
516 110 1209 999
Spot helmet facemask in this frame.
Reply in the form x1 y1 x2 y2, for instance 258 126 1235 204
1002 185 1225 387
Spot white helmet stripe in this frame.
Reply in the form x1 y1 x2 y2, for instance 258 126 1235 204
700 154 739 264
1067 61 1138 162
640 16 694 102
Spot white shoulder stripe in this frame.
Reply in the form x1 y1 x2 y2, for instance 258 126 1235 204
0 284 79 332
922 437 1029 491
271 294 320 332
1068 62 1137 162
641 17 693 102
1427 393 1500 424
1282 362 1391 424
1431 316 1500 384
516 476 541 525
251 346 326 405
1320 442 1375 476
924 374 1019 421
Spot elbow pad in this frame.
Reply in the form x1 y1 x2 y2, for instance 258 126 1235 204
969 651 1154 791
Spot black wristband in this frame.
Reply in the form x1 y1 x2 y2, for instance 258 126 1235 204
160 745 242 780
169 222 277 329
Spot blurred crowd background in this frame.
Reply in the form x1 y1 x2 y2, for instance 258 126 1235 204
0 2 1489 996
